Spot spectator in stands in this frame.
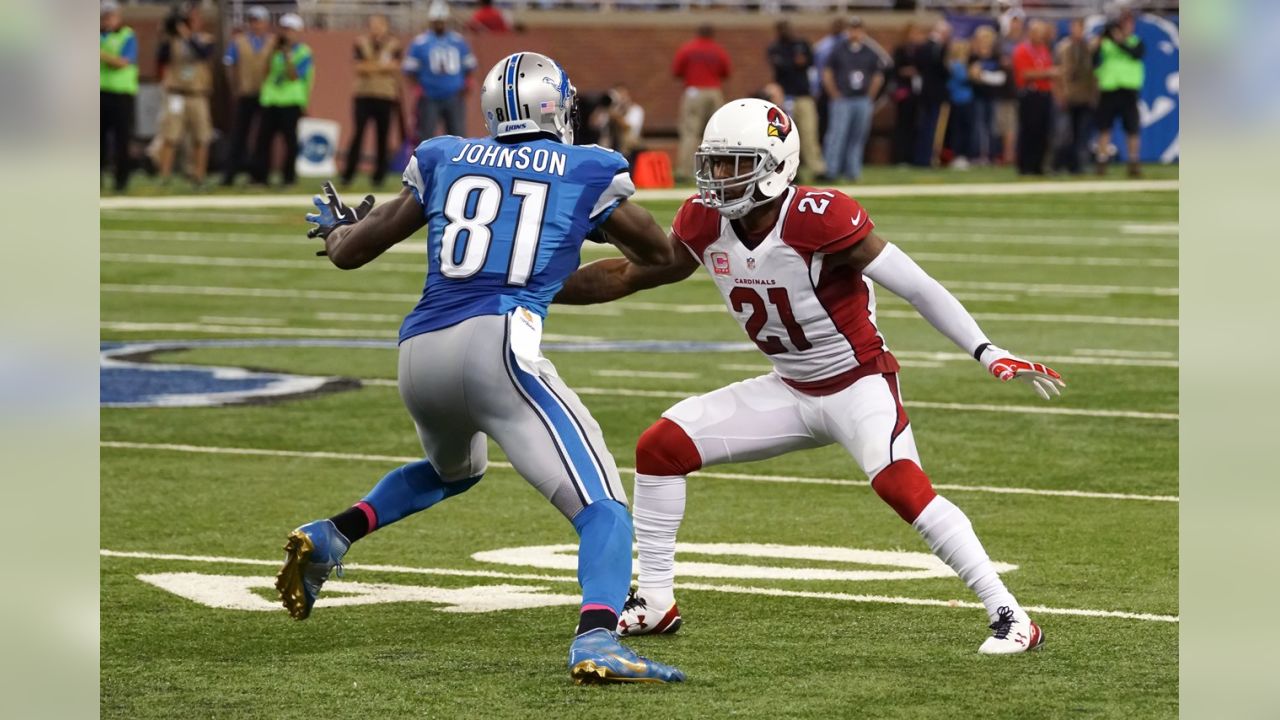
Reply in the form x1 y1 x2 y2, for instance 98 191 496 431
996 12 1024 165
1052 17 1097 175
156 3 214 187
1011 20 1059 175
253 13 314 187
404 2 476 141
220 5 273 187
812 17 847 153
100 1 137 192
945 39 974 170
822 17 885 183
968 26 1004 164
468 0 512 33
672 24 731 181
913 20 951 167
890 22 923 166
341 14 402 188
767 21 824 181
1093 11 1145 177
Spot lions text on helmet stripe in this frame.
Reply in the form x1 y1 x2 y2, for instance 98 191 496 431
481 52 578 144
696 99 802 220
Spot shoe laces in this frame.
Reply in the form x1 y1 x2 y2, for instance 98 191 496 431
988 606 1017 640
622 587 647 613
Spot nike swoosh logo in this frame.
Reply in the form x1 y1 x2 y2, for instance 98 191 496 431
607 654 655 673
851 210 864 227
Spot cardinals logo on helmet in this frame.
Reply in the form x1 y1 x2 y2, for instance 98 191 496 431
766 107 792 141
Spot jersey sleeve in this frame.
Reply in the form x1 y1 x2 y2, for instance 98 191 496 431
587 150 634 228
402 136 455 206
816 193 875 253
781 189 876 255
671 195 719 260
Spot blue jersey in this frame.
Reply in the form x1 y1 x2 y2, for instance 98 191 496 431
398 135 634 342
402 31 476 99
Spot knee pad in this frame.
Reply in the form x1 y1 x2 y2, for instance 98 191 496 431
871 460 937 524
635 418 702 477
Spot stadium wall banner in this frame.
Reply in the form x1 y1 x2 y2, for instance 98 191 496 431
297 117 341 177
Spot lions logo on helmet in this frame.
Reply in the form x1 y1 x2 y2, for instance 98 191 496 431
766 107 793 141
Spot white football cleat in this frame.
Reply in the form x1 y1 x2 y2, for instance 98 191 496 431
979 606 1044 654
617 587 682 636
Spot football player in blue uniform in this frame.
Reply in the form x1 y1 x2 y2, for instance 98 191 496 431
277 52 685 685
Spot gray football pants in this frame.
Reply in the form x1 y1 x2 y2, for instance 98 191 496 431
397 312 627 520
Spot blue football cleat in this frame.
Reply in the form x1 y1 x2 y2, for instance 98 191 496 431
568 628 686 685
275 519 350 620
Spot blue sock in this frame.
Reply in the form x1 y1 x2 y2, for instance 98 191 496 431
572 500 633 616
360 460 481 532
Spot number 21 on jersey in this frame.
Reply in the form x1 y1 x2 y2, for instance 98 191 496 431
438 175 548 286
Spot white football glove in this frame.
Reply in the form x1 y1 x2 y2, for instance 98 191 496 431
978 345 1066 401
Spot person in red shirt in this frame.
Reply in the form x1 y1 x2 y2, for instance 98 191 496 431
672 24 731 180
1010 20 1060 175
467 0 511 33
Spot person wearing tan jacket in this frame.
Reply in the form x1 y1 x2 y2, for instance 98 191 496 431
156 4 215 187
341 14 402 188
221 5 273 186
1052 18 1098 174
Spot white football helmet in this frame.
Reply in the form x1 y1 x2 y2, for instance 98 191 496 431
695 98 801 220
479 52 577 143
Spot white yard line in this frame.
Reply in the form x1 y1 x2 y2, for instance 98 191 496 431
101 321 599 343
910 252 1176 268
196 316 286 327
102 252 423 273
1121 223 1179 235
97 179 1178 210
97 441 1177 503
591 369 700 380
103 282 413 302
877 309 1177 328
363 378 1179 421
99 548 1177 622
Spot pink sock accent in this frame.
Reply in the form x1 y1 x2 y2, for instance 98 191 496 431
354 501 378 532
580 603 617 616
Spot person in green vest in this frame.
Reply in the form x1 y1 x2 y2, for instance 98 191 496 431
253 12 314 187
1093 12 1146 178
100 1 137 192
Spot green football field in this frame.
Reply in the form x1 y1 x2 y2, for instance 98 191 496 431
100 175 1178 718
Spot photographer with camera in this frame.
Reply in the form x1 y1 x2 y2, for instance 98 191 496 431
156 2 214 188
253 13 314 187
1093 11 1145 177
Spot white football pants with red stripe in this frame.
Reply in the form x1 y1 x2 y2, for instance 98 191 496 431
632 371 1022 623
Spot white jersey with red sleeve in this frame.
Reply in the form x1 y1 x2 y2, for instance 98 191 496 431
671 186 900 395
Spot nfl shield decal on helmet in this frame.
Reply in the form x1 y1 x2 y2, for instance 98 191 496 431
766 107 792 141
711 252 731 275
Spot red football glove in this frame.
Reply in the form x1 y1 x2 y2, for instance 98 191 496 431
979 345 1066 400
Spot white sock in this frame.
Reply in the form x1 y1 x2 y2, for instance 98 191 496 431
632 472 685 608
912 495 1021 622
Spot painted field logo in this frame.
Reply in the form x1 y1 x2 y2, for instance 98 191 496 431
100 342 358 408
124 543 1017 615
473 543 1018 582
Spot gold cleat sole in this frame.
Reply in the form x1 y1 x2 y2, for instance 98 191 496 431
275 530 316 620
570 660 667 685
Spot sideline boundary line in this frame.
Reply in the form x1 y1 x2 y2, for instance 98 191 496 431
99 179 1178 209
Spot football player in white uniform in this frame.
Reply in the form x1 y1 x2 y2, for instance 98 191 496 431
554 98 1063 654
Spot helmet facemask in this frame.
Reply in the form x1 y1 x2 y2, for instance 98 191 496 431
694 147 777 220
